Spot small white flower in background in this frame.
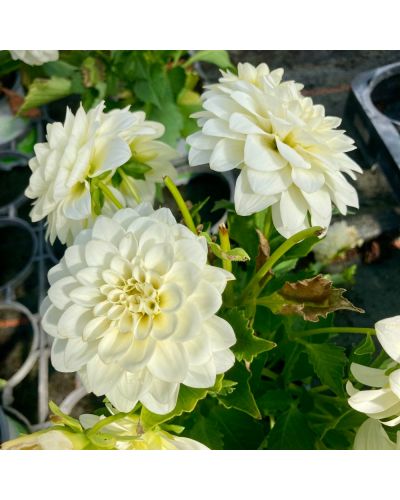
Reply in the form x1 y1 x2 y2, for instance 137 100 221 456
347 316 400 426
1 429 87 450
40 204 236 414
25 102 178 245
313 221 363 264
187 62 361 238
353 418 399 450
79 413 208 450
9 50 59 66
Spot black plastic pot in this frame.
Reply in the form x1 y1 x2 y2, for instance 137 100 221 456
344 62 400 201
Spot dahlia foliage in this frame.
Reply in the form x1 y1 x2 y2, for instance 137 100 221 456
1 52 398 450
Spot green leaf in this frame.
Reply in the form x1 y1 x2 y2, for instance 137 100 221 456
43 60 77 79
212 199 235 213
268 407 316 450
19 77 72 113
150 100 183 146
184 50 233 69
257 389 293 415
209 406 265 450
16 127 37 154
208 241 250 263
217 361 262 419
141 376 223 429
184 414 223 450
48 401 83 432
354 334 375 356
222 308 276 363
304 342 347 396
168 66 186 99
120 160 152 180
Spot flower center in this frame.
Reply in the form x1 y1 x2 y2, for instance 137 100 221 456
100 269 162 318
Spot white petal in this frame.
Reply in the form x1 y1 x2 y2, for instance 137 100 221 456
354 419 396 450
213 349 235 373
69 286 103 307
209 138 243 172
389 369 400 399
41 304 61 337
244 134 287 171
83 316 111 341
183 357 216 388
184 332 211 365
144 243 174 275
190 282 222 319
86 355 123 395
147 341 188 382
291 168 325 193
204 316 236 351
151 313 178 341
174 239 207 267
350 363 388 388
92 216 125 244
48 276 77 309
234 170 277 216
376 316 400 362
246 166 292 196
58 304 92 339
140 380 179 414
85 239 117 267
120 338 156 372
348 388 400 415
172 302 202 342
229 113 266 135
164 261 201 296
98 329 133 363
159 283 183 312
276 138 310 169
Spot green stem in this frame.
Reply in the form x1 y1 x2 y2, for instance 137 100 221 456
219 223 232 272
98 181 123 209
242 226 323 300
293 327 376 338
164 176 197 234
119 169 141 204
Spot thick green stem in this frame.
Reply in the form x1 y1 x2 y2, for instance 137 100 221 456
242 226 323 300
98 181 123 209
293 326 376 338
164 176 197 234
119 169 141 204
219 223 232 272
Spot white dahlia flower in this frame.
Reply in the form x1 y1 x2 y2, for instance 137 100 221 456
347 316 400 427
79 413 208 450
40 204 236 414
1 429 87 450
9 50 59 66
187 62 362 238
353 418 400 450
25 102 177 245
313 220 363 263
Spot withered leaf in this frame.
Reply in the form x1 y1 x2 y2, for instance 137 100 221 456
255 229 270 271
257 274 364 322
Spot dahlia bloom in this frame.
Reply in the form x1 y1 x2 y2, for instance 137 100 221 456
40 204 236 414
353 418 400 450
9 50 59 66
313 221 363 263
347 316 400 427
79 413 209 450
1 429 87 450
25 102 177 245
187 62 361 238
